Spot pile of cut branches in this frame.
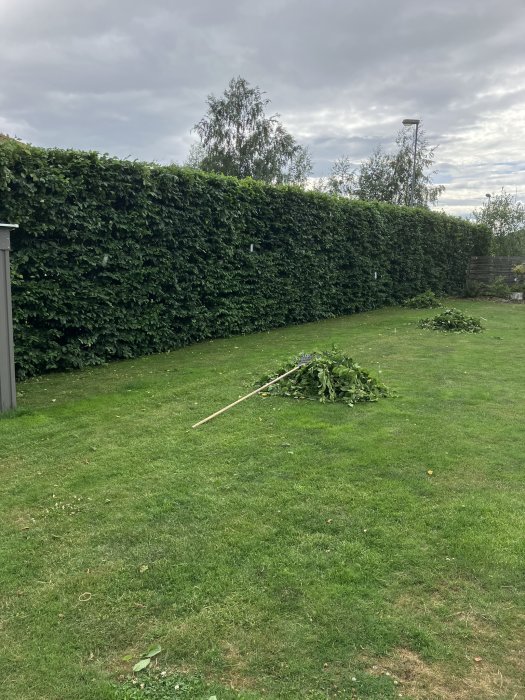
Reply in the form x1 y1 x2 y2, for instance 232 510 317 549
264 348 391 406
418 308 484 333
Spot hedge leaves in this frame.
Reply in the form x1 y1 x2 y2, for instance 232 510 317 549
0 141 490 379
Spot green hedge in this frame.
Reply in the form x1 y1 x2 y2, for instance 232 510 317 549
0 141 490 379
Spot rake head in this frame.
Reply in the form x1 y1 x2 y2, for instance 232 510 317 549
298 353 314 366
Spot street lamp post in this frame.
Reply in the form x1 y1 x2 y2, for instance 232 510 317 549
485 193 492 220
402 118 420 206
485 193 493 237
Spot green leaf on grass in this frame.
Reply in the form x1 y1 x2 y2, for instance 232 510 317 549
133 658 151 672
145 644 162 658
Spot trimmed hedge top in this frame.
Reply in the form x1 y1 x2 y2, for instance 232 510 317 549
0 140 490 378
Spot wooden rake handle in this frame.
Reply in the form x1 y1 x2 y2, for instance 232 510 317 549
191 364 302 429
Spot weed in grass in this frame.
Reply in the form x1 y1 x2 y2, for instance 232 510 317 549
114 670 254 700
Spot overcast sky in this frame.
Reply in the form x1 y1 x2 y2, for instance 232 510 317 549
1 0 524 217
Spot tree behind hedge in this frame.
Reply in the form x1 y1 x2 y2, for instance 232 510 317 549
188 76 312 186
471 189 525 255
358 125 445 207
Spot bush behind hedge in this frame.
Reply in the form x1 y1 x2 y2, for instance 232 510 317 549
0 141 490 379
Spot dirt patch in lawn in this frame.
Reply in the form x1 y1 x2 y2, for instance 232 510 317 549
218 640 257 692
365 647 523 699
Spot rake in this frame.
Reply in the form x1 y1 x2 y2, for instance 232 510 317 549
191 353 313 428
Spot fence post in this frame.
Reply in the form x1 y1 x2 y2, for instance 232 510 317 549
0 223 18 413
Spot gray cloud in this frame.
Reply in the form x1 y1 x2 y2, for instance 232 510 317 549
1 0 524 215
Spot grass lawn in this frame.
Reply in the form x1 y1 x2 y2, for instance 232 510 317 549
1 300 524 700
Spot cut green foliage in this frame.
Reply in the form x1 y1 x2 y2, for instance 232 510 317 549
264 348 391 405
0 139 489 379
402 290 442 308
418 307 484 332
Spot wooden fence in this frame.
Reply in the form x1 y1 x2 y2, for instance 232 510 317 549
467 256 525 285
